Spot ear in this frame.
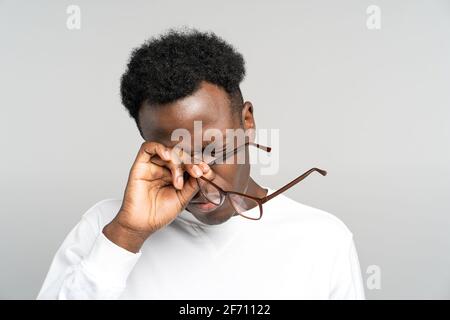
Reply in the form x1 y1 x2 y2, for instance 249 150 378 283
241 101 256 142
241 101 256 130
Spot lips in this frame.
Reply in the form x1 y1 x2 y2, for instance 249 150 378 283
188 190 220 213
189 201 218 213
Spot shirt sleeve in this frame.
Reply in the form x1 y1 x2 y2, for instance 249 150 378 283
36 203 141 300
329 234 366 300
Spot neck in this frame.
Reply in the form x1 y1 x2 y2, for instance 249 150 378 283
245 177 268 199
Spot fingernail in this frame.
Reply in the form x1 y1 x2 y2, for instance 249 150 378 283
200 162 210 173
177 176 184 189
193 165 203 177
164 150 171 159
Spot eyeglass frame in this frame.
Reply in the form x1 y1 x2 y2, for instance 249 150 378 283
194 141 327 220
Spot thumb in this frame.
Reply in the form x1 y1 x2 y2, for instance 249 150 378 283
177 175 200 208
177 167 217 209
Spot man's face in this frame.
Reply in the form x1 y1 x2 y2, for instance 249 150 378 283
138 81 255 225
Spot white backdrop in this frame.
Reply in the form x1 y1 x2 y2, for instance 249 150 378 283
1 0 449 299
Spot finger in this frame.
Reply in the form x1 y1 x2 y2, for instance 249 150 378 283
134 141 171 165
176 164 216 208
150 166 173 185
183 162 208 180
147 145 211 190
198 161 211 175
169 145 193 166
131 141 174 183
198 162 216 181
148 154 185 189
170 146 214 180
163 146 206 190
130 160 173 183
176 175 200 208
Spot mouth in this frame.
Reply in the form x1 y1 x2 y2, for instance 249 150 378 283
188 201 219 213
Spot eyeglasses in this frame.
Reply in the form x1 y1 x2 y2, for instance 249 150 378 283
195 141 327 220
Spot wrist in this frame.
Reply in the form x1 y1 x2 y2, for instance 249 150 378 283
102 218 150 253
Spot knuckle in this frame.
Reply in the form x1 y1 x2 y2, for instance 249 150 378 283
141 141 152 148
140 141 151 153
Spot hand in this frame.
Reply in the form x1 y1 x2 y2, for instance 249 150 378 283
103 141 212 252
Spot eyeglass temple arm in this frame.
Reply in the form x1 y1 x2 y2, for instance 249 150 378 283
261 168 327 204
207 142 271 165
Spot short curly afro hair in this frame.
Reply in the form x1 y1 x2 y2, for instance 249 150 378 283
120 28 246 127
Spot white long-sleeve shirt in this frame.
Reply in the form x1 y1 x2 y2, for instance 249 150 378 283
37 188 365 299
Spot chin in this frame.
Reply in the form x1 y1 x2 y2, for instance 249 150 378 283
186 203 235 225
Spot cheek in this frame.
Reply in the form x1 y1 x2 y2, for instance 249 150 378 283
218 164 250 190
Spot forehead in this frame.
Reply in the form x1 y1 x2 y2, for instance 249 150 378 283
138 82 237 147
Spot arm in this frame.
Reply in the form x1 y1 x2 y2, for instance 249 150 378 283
38 142 213 299
37 204 141 300
329 234 366 300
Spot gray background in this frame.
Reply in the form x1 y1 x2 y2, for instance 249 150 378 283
1 0 449 299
